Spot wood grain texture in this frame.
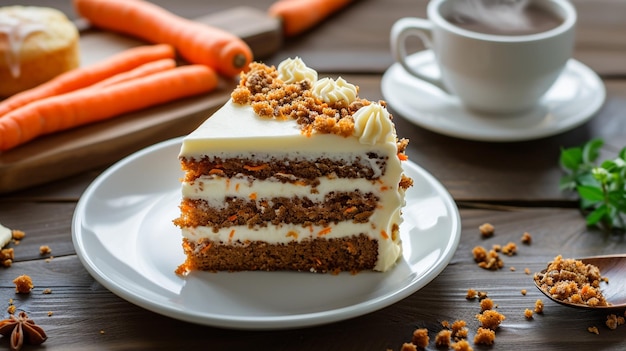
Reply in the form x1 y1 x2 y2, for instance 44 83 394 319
1 207 624 350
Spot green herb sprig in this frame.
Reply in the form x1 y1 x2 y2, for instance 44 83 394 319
559 138 626 233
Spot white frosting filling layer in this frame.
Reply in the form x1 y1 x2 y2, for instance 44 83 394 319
183 177 383 205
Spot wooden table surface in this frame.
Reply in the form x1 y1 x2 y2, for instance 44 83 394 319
1 0 625 350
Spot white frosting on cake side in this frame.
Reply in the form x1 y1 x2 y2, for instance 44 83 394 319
183 177 383 206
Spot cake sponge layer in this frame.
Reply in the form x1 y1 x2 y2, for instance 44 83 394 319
178 235 378 273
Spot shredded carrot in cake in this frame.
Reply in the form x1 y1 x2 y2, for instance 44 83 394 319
200 242 212 254
209 168 225 175
317 227 332 236
344 206 357 214
227 214 237 222
249 193 257 200
380 230 389 240
243 164 268 171
286 231 298 239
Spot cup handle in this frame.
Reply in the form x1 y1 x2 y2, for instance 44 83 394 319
390 17 449 93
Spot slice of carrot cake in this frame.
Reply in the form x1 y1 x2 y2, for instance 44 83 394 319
173 57 412 274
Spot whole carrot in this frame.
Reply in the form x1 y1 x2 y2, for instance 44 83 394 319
89 58 176 89
0 65 218 151
268 0 353 37
0 44 175 118
73 0 253 78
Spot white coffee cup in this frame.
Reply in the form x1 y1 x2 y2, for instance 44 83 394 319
390 0 576 114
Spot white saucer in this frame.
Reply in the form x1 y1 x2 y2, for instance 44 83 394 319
382 51 606 142
72 137 461 330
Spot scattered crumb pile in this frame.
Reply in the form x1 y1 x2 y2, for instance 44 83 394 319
13 274 34 294
471 223 530 271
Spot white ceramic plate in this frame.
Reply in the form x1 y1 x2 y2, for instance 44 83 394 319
382 50 606 142
72 137 460 330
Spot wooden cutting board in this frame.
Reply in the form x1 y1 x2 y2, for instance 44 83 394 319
0 6 281 194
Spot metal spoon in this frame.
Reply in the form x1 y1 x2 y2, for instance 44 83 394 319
533 254 626 309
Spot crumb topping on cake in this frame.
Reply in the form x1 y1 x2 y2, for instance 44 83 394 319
232 61 365 138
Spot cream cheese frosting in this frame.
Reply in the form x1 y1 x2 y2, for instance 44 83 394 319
276 56 317 83
353 103 396 145
311 76 357 105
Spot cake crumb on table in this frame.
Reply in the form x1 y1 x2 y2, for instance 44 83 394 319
473 327 496 345
451 339 473 351
451 320 468 340
524 308 534 319
501 241 517 256
476 310 506 330
466 288 478 300
12 229 25 240
411 328 429 348
606 314 625 330
1 248 14 267
472 246 504 270
400 343 417 351
39 245 51 255
521 289 527 296
588 326 600 335
435 329 452 347
478 223 494 237
13 274 33 294
534 299 544 313
521 232 532 244
480 298 494 311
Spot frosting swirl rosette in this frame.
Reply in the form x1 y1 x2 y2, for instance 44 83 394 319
352 103 395 145
312 77 357 105
276 57 318 83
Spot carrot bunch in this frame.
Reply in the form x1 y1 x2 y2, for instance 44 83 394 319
0 44 218 152
73 0 253 78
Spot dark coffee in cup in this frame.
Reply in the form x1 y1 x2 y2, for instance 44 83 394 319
444 0 563 36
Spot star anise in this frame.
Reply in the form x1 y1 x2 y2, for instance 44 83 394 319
0 311 47 351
